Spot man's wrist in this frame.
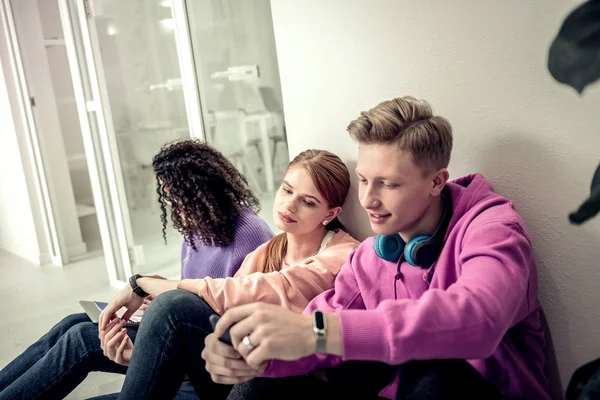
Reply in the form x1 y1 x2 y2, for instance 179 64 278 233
306 311 342 356
325 313 342 356
301 314 318 356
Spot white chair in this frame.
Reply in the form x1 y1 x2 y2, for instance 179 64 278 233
207 80 287 193
211 110 262 195
257 86 287 167
240 84 287 191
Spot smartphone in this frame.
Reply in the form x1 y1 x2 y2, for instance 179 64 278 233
209 314 233 346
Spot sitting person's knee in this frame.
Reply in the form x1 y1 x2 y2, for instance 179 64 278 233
144 289 203 320
64 321 100 348
57 312 91 328
153 289 198 306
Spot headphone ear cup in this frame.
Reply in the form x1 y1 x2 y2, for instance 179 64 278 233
374 234 405 262
404 235 431 266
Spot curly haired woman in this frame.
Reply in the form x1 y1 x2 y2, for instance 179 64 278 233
0 139 273 399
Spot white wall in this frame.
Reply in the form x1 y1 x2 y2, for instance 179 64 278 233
0 56 41 264
271 0 600 392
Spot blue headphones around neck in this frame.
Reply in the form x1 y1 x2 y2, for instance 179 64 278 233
373 193 452 268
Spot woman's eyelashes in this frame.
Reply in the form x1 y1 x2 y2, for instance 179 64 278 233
282 186 317 207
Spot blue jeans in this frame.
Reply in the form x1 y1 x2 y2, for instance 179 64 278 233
114 291 504 400
89 381 198 400
227 359 506 400
0 311 200 400
117 290 232 400
0 313 134 399
116 290 393 400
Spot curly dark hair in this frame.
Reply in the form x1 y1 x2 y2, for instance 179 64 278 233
152 138 260 250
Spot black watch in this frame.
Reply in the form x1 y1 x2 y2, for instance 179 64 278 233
312 310 327 353
129 274 149 298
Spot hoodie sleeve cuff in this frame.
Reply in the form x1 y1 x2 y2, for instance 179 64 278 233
259 360 275 377
338 309 390 362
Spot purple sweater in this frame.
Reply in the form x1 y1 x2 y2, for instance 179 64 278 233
264 174 550 399
181 208 273 279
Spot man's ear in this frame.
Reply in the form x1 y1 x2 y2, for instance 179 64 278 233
431 168 449 196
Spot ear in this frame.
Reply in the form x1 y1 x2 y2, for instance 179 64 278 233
430 168 449 196
327 206 343 221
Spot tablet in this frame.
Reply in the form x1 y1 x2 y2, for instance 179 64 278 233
79 300 143 327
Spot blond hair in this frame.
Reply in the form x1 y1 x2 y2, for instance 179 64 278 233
262 150 350 273
347 96 453 172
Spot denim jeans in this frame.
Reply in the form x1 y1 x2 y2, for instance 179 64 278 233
89 381 198 400
227 359 506 400
115 290 505 400
117 290 232 400
227 360 396 400
0 311 201 400
0 313 135 399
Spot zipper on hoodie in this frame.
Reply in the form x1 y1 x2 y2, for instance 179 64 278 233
423 263 437 286
422 271 432 286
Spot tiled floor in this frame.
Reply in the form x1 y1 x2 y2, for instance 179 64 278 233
0 250 126 399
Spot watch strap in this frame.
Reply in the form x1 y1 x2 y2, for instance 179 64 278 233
129 274 149 298
312 310 327 353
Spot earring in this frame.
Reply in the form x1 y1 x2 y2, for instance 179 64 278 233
323 220 328 225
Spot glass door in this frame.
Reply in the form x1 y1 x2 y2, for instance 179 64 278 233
59 0 287 283
60 0 203 283
185 0 289 231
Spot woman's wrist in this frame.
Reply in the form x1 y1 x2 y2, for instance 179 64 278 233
137 277 179 296
137 277 152 291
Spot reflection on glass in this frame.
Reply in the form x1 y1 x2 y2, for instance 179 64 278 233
186 0 289 230
92 0 190 276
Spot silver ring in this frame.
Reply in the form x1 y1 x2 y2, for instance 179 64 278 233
242 335 254 351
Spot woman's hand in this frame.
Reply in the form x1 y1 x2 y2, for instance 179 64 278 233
214 302 315 370
98 285 144 332
99 318 134 366
139 294 155 312
140 276 165 313
201 332 262 384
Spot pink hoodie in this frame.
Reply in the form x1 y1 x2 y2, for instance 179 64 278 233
263 174 550 399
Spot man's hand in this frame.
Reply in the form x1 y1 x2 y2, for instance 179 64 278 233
202 332 262 384
214 303 315 370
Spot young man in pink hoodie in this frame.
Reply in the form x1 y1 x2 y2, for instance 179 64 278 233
206 96 551 399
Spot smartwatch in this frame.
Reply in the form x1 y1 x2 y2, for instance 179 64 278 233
312 309 327 353
129 274 149 298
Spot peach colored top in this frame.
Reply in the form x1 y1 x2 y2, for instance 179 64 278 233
177 230 359 314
